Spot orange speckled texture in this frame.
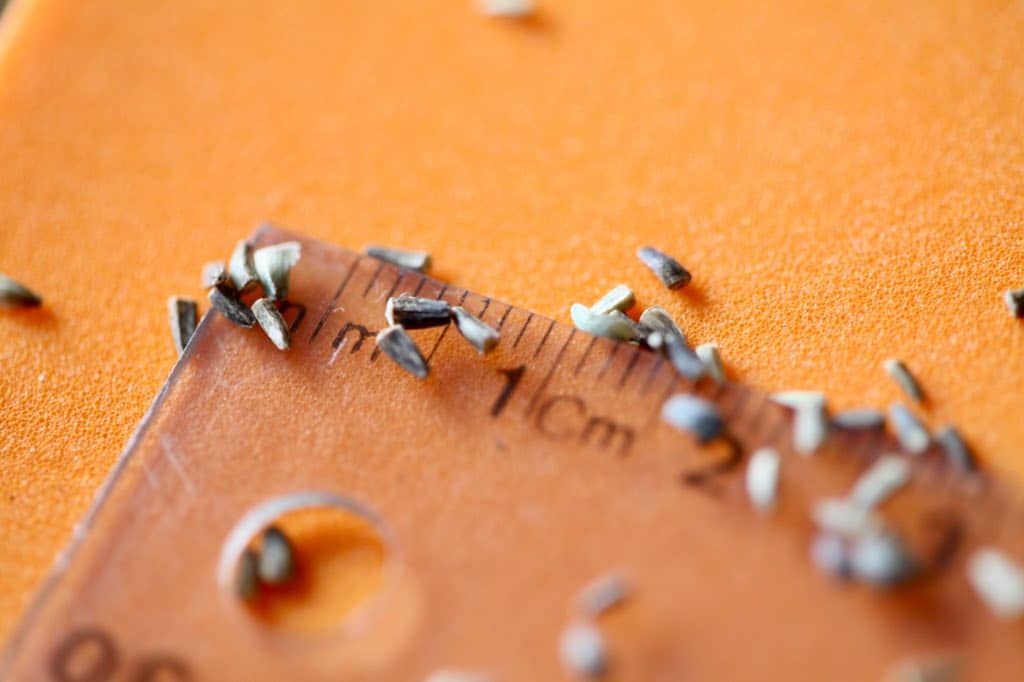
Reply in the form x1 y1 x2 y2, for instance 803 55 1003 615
0 0 1022 641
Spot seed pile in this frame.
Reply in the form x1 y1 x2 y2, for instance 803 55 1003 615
365 245 432 273
0 273 42 309
235 525 297 601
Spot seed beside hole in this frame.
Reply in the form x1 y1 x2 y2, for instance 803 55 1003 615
0 272 42 309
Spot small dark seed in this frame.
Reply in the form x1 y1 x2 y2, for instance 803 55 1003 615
365 245 432 273
0 273 42 309
386 295 452 330
636 246 691 289
252 298 290 350
258 526 295 585
167 297 198 355
376 324 429 378
208 285 256 328
235 548 260 600
935 425 977 473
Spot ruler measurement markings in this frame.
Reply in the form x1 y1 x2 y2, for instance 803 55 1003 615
495 304 514 331
572 336 599 377
369 273 427 361
512 312 535 349
595 340 621 380
532 319 557 359
308 253 361 343
360 260 386 298
425 289 468 363
638 354 666 396
615 346 643 390
523 327 577 417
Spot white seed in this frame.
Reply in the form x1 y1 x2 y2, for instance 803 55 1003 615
810 532 850 579
967 548 1024 620
451 306 499 354
661 394 723 444
424 670 496 682
793 402 828 455
695 343 726 384
252 298 291 350
849 531 916 587
376 325 429 379
812 498 881 537
770 391 825 410
664 334 705 380
208 286 255 328
575 573 631 618
882 653 960 682
832 408 886 430
558 622 607 678
365 245 432 273
478 0 534 17
638 307 703 379
167 297 198 355
636 246 691 289
258 526 295 585
1004 287 1024 318
387 295 452 329
849 455 910 510
889 403 930 455
200 261 227 289
638 306 688 346
229 240 259 292
746 447 781 512
935 425 976 472
570 303 640 342
235 548 260 601
0 273 42 308
884 358 925 403
589 285 635 315
253 241 301 300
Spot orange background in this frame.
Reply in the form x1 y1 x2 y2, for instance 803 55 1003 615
0 0 1022 642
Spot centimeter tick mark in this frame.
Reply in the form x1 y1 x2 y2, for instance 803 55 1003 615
425 289 467 362
361 261 386 298
617 347 642 390
512 313 535 349
525 328 577 417
596 342 621 380
639 355 666 396
533 319 557 359
496 305 513 331
573 336 599 376
309 255 362 343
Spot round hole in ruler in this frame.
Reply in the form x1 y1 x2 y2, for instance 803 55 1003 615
217 491 395 637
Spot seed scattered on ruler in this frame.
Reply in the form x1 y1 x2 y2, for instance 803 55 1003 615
812 498 881 537
365 245 432 273
638 307 703 379
228 239 259 292
570 303 640 342
208 285 256 328
849 455 910 509
638 306 687 347
425 670 496 682
935 425 977 473
252 298 291 350
636 246 691 290
0 272 42 309
884 358 925 403
661 394 723 443
589 284 635 315
235 547 260 601
746 447 781 512
376 324 429 379
451 306 499 354
772 391 827 456
810 532 851 579
478 0 534 18
889 403 930 455
386 295 452 329
832 408 886 430
558 622 607 678
167 296 198 355
200 261 227 289
258 526 296 585
575 573 631 618
967 548 1024 620
696 342 726 384
848 530 917 587
253 241 301 300
1004 287 1024 318
883 653 960 682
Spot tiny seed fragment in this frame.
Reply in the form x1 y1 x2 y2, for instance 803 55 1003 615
451 306 499 354
661 394 723 443
258 526 295 585
695 342 726 384
570 303 640 342
576 573 631 618
812 498 881 537
425 670 496 682
200 261 227 289
889 403 930 455
478 0 534 17
386 295 452 329
208 285 255 328
638 306 688 347
849 455 910 510
967 548 1024 620
558 622 607 678
235 547 260 601
935 425 977 473
636 246 691 289
590 284 635 315
771 391 828 456
832 408 886 430
638 307 703 379
1004 287 1024 318
0 273 42 308
376 325 429 379
884 358 925 403
883 653 960 682
228 240 258 292
365 245 432 273
849 530 917 587
253 241 301 300
252 298 290 350
746 447 781 512
810 532 851 579
167 297 198 355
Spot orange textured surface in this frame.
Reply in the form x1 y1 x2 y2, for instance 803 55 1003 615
0 0 1022 642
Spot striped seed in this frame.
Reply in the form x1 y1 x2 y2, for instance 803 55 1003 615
772 391 827 456
884 358 925 403
425 671 496 682
376 325 429 379
252 298 290 350
832 408 886 430
558 622 607 678
258 526 295 585
386 295 452 330
639 307 703 379
253 241 301 300
451 306 499 354
636 246 691 289
208 285 255 328
849 530 917 587
0 273 42 309
228 240 259 292
638 306 688 347
661 394 723 444
570 303 640 342
935 425 977 472
849 455 910 509
590 284 635 315
1004 288 1024 318
746 447 781 512
967 548 1024 620
200 261 227 289
365 245 432 273
167 297 198 355
235 548 260 601
576 573 631 618
810 532 851 579
695 342 726 384
889 403 930 455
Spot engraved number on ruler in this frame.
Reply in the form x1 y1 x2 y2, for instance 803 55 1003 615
50 626 191 681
